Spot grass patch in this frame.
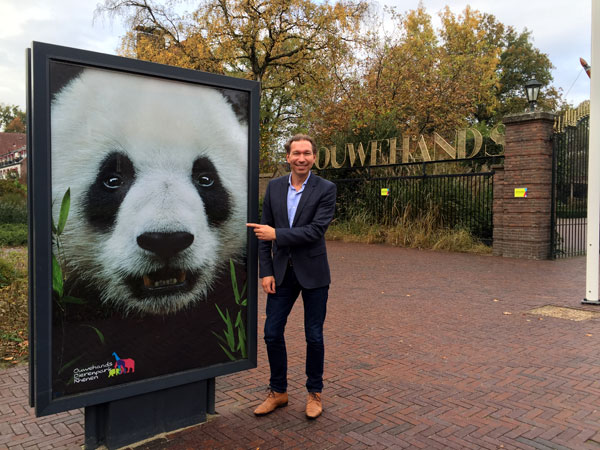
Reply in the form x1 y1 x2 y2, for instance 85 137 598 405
0 223 28 246
326 208 491 254
0 246 28 367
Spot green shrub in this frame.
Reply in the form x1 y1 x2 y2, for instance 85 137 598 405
0 224 28 246
0 179 26 199
0 179 27 225
0 199 27 224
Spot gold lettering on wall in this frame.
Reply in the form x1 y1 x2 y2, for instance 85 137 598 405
370 141 383 166
330 145 346 168
315 146 331 170
457 129 466 159
490 125 505 149
347 142 367 167
417 135 431 161
466 128 483 158
387 138 397 165
319 125 504 169
433 132 456 159
402 136 410 163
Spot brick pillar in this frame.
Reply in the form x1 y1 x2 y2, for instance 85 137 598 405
492 165 504 256
493 111 556 259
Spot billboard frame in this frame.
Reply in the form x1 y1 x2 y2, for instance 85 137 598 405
28 41 259 417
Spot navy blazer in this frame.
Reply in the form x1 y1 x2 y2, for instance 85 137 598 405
258 173 337 289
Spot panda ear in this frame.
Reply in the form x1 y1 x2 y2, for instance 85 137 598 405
218 88 249 124
50 62 86 102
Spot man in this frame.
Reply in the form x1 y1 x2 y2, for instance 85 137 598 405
247 134 336 419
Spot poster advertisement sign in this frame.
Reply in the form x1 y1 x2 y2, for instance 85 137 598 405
28 42 259 416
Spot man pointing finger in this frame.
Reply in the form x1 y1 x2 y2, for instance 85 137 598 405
246 134 336 419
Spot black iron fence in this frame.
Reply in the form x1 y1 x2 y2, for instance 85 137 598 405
317 156 502 245
551 115 589 258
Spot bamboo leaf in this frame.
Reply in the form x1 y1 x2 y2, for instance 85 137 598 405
241 299 247 306
52 254 63 298
234 310 242 328
225 309 235 351
223 327 234 342
218 343 236 361
57 188 70 235
212 331 228 346
81 325 105 344
215 303 227 323
238 316 246 336
238 328 247 358
239 281 247 301
230 259 240 304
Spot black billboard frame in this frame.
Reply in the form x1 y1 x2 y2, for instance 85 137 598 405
28 41 259 417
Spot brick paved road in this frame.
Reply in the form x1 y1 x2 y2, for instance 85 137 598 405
2 241 600 449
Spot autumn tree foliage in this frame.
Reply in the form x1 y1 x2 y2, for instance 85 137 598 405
307 5 561 149
99 0 369 169
99 1 561 165
0 104 26 133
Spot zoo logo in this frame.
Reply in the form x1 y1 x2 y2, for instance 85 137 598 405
108 352 135 378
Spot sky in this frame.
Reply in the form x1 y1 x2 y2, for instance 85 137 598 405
0 0 592 110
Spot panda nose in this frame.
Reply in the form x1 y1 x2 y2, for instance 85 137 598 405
137 232 194 259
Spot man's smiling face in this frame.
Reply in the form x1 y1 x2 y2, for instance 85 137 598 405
286 139 316 179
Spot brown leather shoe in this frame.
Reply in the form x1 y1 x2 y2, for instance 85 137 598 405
305 392 323 419
253 390 288 415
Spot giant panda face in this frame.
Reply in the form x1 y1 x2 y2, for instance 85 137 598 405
51 67 247 315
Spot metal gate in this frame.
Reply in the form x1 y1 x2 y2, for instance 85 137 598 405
320 157 499 245
551 108 589 258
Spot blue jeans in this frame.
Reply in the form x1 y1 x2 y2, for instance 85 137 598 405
264 265 328 393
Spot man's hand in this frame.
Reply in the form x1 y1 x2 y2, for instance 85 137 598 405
261 276 276 294
247 223 276 241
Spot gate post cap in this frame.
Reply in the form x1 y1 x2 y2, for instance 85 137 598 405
502 111 556 124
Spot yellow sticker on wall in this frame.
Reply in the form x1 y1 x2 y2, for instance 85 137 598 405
514 188 528 198
381 188 390 196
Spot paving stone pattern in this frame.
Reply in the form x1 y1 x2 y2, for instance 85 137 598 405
2 242 600 449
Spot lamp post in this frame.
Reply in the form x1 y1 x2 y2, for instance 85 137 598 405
525 79 542 112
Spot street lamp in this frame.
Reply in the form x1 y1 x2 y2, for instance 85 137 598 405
525 79 542 112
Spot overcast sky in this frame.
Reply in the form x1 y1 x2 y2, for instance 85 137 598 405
0 0 592 110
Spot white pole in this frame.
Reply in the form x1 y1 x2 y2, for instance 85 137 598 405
584 0 600 303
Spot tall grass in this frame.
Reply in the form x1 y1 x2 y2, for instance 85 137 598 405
327 204 491 254
333 174 494 243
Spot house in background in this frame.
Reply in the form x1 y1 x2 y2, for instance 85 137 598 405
0 133 27 182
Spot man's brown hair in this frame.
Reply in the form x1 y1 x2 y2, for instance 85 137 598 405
284 134 317 155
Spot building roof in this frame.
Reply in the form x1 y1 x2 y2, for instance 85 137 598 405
0 132 26 156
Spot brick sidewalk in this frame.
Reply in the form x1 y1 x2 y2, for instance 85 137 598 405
3 241 600 449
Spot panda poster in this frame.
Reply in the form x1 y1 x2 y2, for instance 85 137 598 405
29 42 259 414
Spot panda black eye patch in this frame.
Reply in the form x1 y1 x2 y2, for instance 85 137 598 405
85 152 136 231
192 157 231 226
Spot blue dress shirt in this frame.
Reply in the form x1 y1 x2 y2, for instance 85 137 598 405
287 172 311 227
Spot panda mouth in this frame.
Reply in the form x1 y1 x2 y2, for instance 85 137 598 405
143 270 186 288
126 268 198 298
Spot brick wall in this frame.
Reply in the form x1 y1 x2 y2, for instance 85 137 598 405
493 111 555 259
